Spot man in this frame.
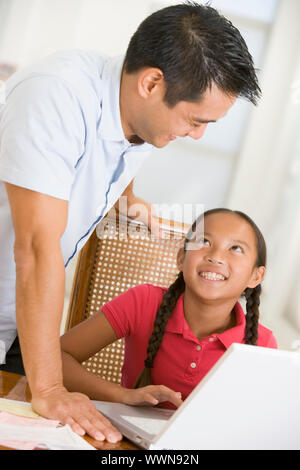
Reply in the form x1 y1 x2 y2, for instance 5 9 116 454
0 3 260 442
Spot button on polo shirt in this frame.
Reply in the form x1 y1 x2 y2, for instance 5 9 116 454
102 284 278 407
0 50 153 363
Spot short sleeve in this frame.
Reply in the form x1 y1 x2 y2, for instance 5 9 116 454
0 75 85 200
266 333 278 349
101 284 157 339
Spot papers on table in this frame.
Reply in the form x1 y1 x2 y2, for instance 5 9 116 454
0 398 40 418
0 421 95 450
0 398 95 450
0 411 59 450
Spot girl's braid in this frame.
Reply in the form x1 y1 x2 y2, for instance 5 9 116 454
244 285 261 346
134 272 185 388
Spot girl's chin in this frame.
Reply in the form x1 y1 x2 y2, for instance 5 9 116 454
188 281 237 299
186 286 242 305
187 288 226 302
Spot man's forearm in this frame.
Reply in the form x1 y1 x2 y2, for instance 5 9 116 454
15 245 66 396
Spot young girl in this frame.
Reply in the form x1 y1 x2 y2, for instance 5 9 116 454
61 208 277 414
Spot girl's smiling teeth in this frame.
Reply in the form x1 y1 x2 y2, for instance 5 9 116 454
199 271 227 281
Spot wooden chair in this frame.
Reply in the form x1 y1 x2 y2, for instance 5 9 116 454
65 213 189 385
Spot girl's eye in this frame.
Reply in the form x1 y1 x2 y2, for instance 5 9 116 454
231 245 243 253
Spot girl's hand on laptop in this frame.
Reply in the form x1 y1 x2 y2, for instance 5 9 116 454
121 385 183 408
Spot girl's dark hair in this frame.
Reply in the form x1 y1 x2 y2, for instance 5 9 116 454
124 2 261 108
134 208 266 389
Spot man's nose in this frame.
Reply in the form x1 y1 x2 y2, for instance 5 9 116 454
188 124 208 140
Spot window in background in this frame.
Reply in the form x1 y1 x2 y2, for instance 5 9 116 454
134 0 279 222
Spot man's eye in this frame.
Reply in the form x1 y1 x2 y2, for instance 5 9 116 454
191 123 200 128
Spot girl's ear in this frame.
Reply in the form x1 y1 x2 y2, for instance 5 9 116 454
177 247 185 271
247 266 266 289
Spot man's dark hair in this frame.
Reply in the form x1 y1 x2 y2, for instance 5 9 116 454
124 1 261 107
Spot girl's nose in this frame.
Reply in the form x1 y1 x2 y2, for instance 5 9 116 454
204 254 224 265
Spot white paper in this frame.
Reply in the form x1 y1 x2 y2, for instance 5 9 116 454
0 422 95 450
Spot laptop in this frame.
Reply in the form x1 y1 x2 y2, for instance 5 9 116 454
93 343 300 450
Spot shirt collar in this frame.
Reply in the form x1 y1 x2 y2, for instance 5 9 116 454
215 302 246 349
98 55 153 152
165 293 189 337
166 293 246 347
98 55 127 142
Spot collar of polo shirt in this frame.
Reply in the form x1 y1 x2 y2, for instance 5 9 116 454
98 55 153 155
165 293 246 348
98 55 131 144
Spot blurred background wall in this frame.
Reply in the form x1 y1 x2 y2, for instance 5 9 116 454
0 0 299 350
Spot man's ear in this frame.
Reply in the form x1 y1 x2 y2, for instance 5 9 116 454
177 247 185 271
137 67 164 99
247 266 266 289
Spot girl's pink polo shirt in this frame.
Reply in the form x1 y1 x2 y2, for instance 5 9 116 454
101 284 277 404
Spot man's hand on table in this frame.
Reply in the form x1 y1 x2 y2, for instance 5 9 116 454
31 387 122 443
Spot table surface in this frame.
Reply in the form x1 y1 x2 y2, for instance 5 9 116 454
0 371 138 450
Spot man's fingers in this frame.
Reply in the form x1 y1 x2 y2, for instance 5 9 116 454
64 416 87 437
64 413 122 443
149 216 162 239
126 197 162 239
85 413 123 443
74 417 106 441
71 408 122 442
